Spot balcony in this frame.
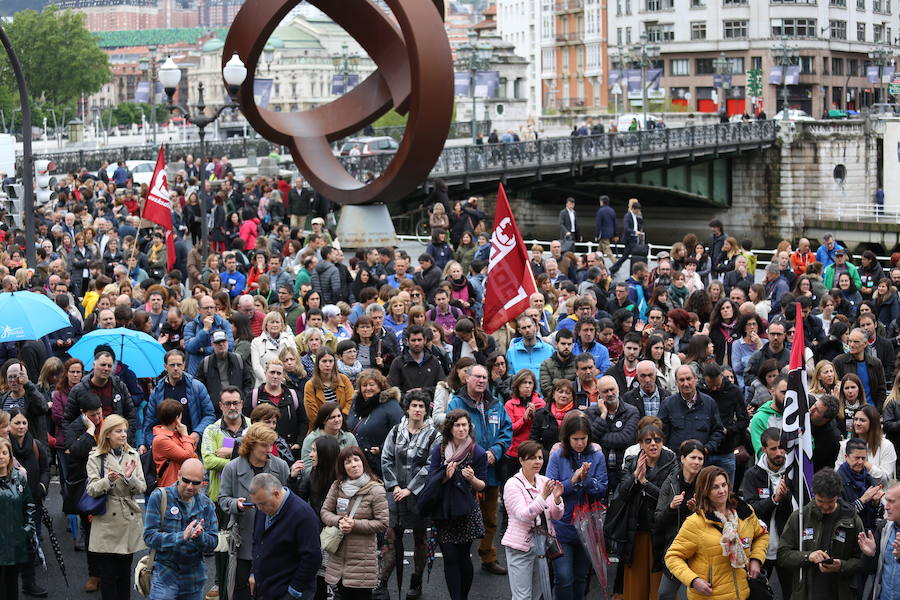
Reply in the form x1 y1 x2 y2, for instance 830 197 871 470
555 31 584 44
559 97 588 110
555 0 584 13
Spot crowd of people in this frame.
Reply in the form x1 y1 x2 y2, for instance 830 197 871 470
1 159 900 600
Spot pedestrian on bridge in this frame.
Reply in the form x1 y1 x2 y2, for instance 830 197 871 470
594 195 617 265
610 200 644 277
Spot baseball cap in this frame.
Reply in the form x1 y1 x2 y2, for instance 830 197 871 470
211 330 227 343
311 217 325 226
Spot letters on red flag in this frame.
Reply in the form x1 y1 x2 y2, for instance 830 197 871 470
483 184 537 334
142 147 175 270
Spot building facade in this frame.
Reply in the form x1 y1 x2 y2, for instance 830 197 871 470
609 0 900 117
497 0 544 116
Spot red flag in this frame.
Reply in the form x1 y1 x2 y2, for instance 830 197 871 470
483 183 537 334
142 147 176 270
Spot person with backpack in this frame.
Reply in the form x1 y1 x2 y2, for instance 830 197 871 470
429 289 463 343
195 330 254 418
380 389 439 600
245 359 307 455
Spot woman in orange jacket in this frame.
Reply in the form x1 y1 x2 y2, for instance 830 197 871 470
150 398 197 488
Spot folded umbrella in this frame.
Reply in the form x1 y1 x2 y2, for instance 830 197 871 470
68 327 165 378
573 500 610 600
0 291 71 341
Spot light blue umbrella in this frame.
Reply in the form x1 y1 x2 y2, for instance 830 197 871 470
69 327 165 378
0 291 71 341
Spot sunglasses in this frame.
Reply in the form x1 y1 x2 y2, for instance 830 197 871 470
181 477 203 486
641 437 663 445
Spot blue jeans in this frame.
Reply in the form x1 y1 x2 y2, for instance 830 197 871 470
552 540 591 600
706 452 736 488
149 564 206 600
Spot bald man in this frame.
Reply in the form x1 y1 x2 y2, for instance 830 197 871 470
143 458 219 599
586 375 639 491
622 360 666 418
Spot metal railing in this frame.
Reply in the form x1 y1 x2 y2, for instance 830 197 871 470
814 201 900 223
337 120 778 185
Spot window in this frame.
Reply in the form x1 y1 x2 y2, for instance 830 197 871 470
696 58 715 74
771 0 815 3
873 0 882 10
691 21 707 39
626 26 632 43
800 56 816 74
561 50 569 70
874 23 884 42
727 57 745 73
625 0 631 13
849 58 858 75
671 58 690 75
723 0 747 4
830 0 846 5
617 0 622 15
771 18 818 38
830 20 847 39
857 22 866 41
691 0 705 7
645 0 674 9
617 27 623 45
832 57 844 75
723 20 748 39
646 22 674 42
857 0 865 8
752 56 762 70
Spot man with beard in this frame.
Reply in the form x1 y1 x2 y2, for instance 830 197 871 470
809 394 842 472
539 328 576 398
749 374 788 457
740 428 796 600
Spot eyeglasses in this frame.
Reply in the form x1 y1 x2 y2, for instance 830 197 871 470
181 477 203 486
411 292 422 297
641 437 663 445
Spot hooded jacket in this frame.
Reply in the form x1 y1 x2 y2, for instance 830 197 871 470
749 400 783 458
310 260 341 304
345 387 404 476
738 453 796 560
62 374 136 445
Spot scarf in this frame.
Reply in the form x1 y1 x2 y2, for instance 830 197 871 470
448 276 469 292
338 360 363 382
444 436 474 463
719 320 736 341
714 509 749 569
341 472 371 497
550 401 573 427
838 461 869 498
669 283 689 307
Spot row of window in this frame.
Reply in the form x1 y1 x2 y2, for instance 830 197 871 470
634 0 890 10
616 19 892 44
623 55 872 77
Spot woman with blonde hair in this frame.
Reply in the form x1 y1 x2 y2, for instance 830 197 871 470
250 311 295 386
85 414 146 600
809 360 838 400
277 343 307 391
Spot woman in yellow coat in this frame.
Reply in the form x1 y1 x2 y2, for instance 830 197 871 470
664 465 768 600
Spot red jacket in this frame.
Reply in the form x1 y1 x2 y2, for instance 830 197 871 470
151 425 197 488
504 393 546 458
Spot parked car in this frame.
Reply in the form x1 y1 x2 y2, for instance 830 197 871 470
773 109 815 121
106 160 156 186
338 136 399 156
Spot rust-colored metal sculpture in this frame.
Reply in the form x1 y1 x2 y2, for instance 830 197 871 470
223 0 453 205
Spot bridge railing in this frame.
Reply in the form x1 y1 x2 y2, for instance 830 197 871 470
814 201 900 223
336 120 777 182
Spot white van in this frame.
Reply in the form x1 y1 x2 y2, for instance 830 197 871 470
0 134 15 179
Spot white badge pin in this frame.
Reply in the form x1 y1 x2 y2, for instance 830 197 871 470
171 506 179 515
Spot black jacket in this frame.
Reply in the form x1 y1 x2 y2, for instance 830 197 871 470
812 419 843 473
622 380 666 419
288 187 312 216
653 468 697 576
703 380 750 453
0 382 49 446
196 351 254 415
585 401 639 489
744 344 790 388
658 391 725 454
345 388 404 477
833 352 887 410
739 460 796 543
11 431 50 502
387 350 446 395
245 384 308 450
62 375 136 445
529 405 563 462
604 360 639 398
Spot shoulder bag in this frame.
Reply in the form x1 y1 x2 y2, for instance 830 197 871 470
134 488 168 597
76 454 107 516
517 478 564 560
320 495 364 554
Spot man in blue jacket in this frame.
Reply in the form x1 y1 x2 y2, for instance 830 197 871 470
594 195 616 264
448 364 513 576
506 315 554 383
249 473 322 600
143 458 219 599
141 350 215 452
658 365 725 456
184 294 234 376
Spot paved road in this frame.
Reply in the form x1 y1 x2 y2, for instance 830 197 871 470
38 479 615 600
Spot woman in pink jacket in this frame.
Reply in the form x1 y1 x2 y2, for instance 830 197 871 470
502 439 564 600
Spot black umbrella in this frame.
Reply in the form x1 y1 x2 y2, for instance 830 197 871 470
40 507 69 588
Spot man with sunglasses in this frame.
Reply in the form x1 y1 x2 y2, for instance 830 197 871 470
143 458 219 600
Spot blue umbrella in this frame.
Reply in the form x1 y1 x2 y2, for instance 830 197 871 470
0 291 71 342
69 327 165 378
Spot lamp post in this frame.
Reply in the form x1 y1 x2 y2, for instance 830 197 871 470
774 38 798 123
868 44 894 103
139 46 159 144
159 53 247 261
629 33 660 129
456 30 493 144
712 51 730 117
331 42 360 84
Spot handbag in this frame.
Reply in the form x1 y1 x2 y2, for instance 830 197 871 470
319 495 363 554
747 570 774 600
76 455 107 516
134 488 167 597
517 479 565 560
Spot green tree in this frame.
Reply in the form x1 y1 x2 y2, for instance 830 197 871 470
0 6 110 117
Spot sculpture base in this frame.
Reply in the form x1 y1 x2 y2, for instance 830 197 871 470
335 204 398 249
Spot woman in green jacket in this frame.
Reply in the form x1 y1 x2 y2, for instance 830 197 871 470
0 436 35 599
